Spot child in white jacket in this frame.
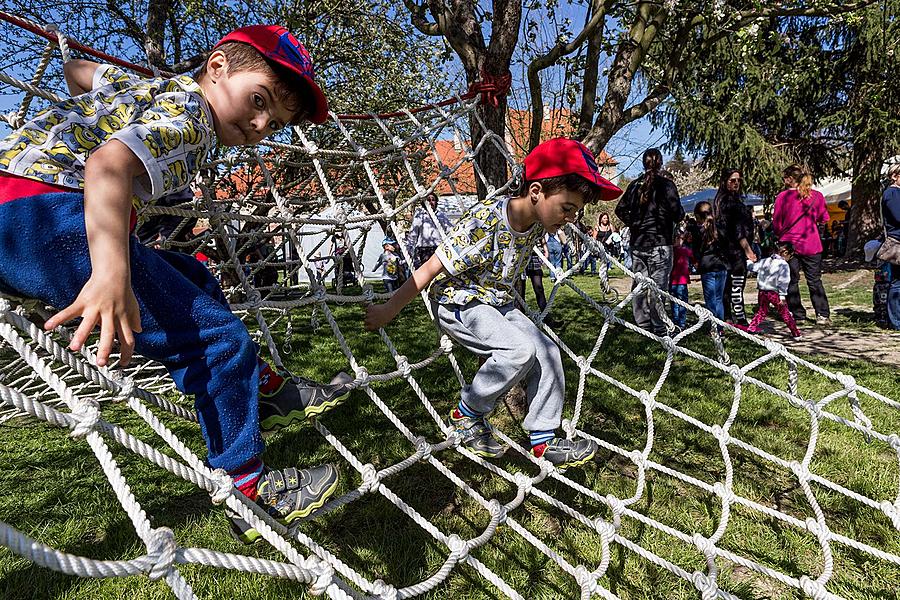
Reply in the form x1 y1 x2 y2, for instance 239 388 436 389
745 241 801 338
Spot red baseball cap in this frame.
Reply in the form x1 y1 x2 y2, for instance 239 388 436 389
215 25 329 124
523 138 622 201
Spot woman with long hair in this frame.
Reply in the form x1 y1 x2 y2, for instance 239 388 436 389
772 164 831 325
690 201 729 321
882 162 900 330
713 168 757 325
615 148 685 334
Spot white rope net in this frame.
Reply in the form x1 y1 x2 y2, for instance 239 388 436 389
1 15 899 600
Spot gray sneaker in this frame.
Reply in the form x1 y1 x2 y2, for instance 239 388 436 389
449 409 506 458
533 437 597 468
259 371 353 435
228 464 339 544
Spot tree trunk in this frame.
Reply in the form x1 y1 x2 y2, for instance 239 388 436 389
468 75 510 201
847 136 884 259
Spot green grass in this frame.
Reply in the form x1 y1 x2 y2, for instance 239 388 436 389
1 274 899 599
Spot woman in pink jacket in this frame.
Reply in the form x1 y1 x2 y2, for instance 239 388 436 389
772 165 831 325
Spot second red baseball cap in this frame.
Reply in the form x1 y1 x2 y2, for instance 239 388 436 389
215 25 329 124
523 138 622 200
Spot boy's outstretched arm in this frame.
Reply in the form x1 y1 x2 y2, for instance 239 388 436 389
63 59 101 95
364 252 445 331
44 140 144 367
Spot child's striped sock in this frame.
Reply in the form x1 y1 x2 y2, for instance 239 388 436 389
257 358 285 396
452 399 483 420
529 430 556 457
229 457 265 500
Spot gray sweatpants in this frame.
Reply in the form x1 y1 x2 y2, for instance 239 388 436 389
434 300 564 432
630 245 673 335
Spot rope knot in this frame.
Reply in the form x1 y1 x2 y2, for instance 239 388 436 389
575 565 596 594
805 517 829 539
70 400 100 438
710 425 730 444
561 418 576 438
594 518 616 538
440 335 454 354
692 533 715 557
361 463 380 493
245 289 262 308
789 461 810 481
836 371 857 392
488 499 507 525
372 579 398 600
660 335 677 353
605 494 626 527
146 527 177 581
209 469 233 504
799 576 828 600
468 68 512 108
447 534 469 560
114 375 135 402
353 367 370 388
313 286 327 302
395 355 411 377
763 339 784 354
575 356 589 372
713 481 735 504
309 561 334 596
639 390 656 410
514 472 533 495
887 433 900 451
728 364 744 382
414 436 432 460
362 284 375 302
879 500 900 529
691 572 718 599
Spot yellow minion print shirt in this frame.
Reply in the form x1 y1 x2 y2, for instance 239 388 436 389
429 197 543 306
0 64 214 206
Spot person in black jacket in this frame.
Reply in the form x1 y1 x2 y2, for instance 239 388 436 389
615 148 685 335
713 168 757 326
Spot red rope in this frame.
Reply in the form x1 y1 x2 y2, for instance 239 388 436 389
467 68 512 108
0 11 513 121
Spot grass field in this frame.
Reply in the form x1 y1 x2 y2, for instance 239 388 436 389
1 273 899 599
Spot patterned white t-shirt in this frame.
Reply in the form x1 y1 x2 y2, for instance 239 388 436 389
0 64 214 207
430 197 543 306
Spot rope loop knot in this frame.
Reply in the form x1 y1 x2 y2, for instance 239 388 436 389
309 561 334 596
692 572 718 600
414 436 432 461
70 400 100 438
799 576 828 600
440 335 454 354
395 354 411 377
113 374 135 402
488 499 507 525
209 469 233 504
361 463 380 493
146 527 177 581
447 534 469 561
353 366 370 388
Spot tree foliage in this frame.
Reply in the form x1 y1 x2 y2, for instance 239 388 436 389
656 1 900 254
0 0 453 115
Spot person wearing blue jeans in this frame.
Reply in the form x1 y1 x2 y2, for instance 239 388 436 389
545 232 563 278
690 201 729 323
888 264 900 330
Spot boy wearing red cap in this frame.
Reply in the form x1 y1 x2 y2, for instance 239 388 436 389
0 25 348 542
365 138 621 467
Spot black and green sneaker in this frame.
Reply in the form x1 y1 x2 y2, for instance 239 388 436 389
228 464 340 544
259 371 353 435
448 408 506 458
532 437 597 468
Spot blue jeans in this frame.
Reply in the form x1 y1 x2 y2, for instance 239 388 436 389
889 268 900 331
0 192 262 472
670 283 689 328
700 271 727 322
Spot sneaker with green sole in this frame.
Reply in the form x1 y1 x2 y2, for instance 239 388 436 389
533 437 597 468
448 409 506 458
228 464 339 544
259 371 353 435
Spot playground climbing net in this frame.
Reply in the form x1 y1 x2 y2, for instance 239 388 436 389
1 12 899 600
